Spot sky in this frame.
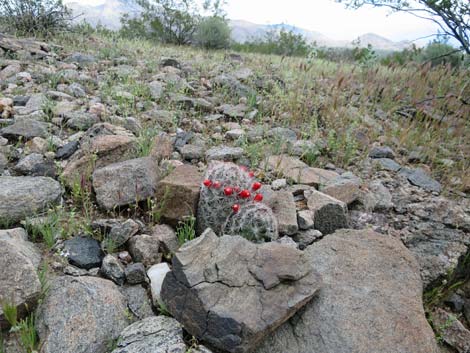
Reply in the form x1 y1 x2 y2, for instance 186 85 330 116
65 0 442 42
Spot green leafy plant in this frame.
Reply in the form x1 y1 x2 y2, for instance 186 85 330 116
176 216 196 245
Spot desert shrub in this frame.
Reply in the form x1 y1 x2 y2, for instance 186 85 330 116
419 40 463 67
195 16 231 49
0 0 72 36
232 29 311 57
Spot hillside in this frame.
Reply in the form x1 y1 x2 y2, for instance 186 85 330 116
0 28 469 353
67 0 410 50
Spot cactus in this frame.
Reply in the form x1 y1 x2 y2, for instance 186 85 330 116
197 161 278 242
223 203 278 243
197 161 251 235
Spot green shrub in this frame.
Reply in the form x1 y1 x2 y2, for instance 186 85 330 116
0 0 72 36
232 29 311 57
195 16 231 49
419 40 463 67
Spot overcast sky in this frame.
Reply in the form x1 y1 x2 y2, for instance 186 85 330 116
65 0 441 42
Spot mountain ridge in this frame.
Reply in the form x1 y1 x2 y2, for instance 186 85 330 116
67 0 410 51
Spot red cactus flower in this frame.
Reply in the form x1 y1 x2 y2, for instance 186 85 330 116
203 179 212 187
239 189 251 199
232 204 240 213
254 193 263 202
213 181 221 189
248 171 255 178
251 182 262 191
224 187 233 196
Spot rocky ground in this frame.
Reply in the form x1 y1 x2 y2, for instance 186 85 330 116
0 32 469 353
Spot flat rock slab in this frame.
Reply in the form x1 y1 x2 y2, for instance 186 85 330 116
264 155 338 187
255 229 440 353
0 119 50 140
36 276 129 353
161 229 322 353
0 228 41 329
0 176 62 224
112 316 213 353
93 157 160 210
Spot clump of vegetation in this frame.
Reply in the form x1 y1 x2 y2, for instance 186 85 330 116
233 29 312 57
176 216 196 245
0 0 73 36
195 16 231 49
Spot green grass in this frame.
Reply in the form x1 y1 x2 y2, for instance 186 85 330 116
1 300 18 327
176 216 196 246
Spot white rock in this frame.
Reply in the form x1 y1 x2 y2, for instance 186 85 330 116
147 263 171 306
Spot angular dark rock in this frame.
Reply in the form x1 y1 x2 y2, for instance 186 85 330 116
101 254 125 285
55 141 79 159
304 189 349 234
407 168 442 193
63 236 104 270
125 263 147 284
369 146 395 159
161 229 322 353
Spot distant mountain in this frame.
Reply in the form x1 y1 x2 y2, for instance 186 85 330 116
66 0 411 51
67 0 141 30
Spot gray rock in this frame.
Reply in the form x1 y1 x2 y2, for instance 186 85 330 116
36 276 129 353
271 179 287 190
407 168 442 193
320 175 362 205
363 180 393 211
219 104 247 119
101 255 125 285
67 82 87 98
14 94 45 115
92 157 160 210
1 119 50 139
0 228 41 329
0 176 62 224
263 155 339 187
205 145 244 161
369 146 395 159
13 153 55 177
255 229 439 353
180 144 205 160
292 229 323 250
161 229 322 353
297 210 314 230
149 81 164 100
111 316 188 353
128 234 161 267
375 158 401 171
65 112 99 131
0 152 8 171
107 219 140 248
264 190 298 235
66 52 97 64
304 189 349 235
120 285 153 320
152 224 179 255
266 127 297 142
125 263 147 284
63 236 104 270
